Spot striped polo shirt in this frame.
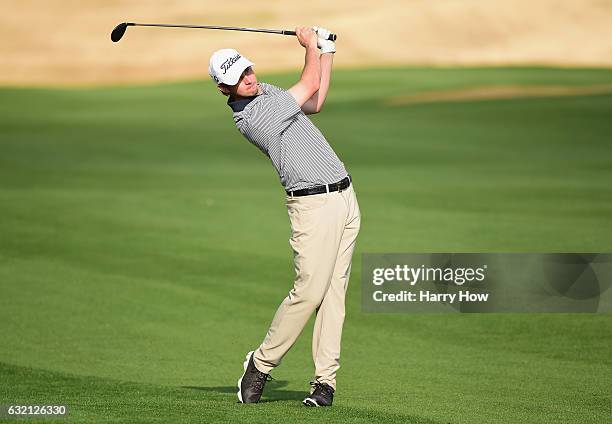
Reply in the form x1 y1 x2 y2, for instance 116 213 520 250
227 82 348 192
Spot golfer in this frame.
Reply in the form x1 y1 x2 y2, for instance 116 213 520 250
209 26 361 407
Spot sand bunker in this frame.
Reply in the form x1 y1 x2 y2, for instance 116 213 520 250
388 85 612 105
1 0 612 86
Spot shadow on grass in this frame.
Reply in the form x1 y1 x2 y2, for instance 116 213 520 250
0 362 446 422
181 379 305 402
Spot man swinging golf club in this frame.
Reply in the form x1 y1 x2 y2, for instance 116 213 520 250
209 26 361 407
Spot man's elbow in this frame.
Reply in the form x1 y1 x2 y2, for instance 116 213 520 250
303 104 320 115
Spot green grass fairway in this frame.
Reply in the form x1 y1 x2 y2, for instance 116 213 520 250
1 67 611 423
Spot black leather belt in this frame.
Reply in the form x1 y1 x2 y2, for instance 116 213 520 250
286 175 352 197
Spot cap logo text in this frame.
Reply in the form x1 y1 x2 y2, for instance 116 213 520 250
221 54 241 74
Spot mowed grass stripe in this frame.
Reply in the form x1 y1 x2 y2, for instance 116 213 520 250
387 84 612 105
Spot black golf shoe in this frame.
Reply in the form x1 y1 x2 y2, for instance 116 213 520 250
237 351 272 403
302 381 335 407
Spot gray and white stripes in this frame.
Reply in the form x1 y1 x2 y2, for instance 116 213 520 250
232 82 348 191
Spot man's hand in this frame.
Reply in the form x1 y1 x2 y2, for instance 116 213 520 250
295 26 318 50
312 26 332 41
313 26 336 54
317 39 336 54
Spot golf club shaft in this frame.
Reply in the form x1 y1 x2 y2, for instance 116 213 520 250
125 22 336 41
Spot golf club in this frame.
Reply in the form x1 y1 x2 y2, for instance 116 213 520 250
111 22 337 43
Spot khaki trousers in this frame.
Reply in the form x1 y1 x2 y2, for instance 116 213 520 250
253 183 361 391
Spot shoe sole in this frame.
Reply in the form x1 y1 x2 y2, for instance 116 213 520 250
237 350 254 404
302 397 321 407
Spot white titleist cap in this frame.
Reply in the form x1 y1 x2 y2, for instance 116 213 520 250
209 48 254 86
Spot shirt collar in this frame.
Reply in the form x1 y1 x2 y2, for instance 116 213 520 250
227 84 264 112
227 92 262 112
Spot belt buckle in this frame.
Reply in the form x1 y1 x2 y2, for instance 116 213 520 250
336 181 343 193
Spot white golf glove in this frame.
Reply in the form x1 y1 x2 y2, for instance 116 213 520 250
313 26 332 40
313 26 336 54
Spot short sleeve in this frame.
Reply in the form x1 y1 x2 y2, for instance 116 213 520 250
259 82 283 94
248 86 302 136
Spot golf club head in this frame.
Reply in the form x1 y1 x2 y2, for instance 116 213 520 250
111 22 132 42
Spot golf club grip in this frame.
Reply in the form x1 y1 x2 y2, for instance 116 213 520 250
284 30 337 41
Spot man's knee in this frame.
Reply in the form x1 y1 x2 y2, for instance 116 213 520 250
288 285 327 310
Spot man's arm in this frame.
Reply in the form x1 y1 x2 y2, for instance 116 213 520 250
301 53 333 115
288 27 321 107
